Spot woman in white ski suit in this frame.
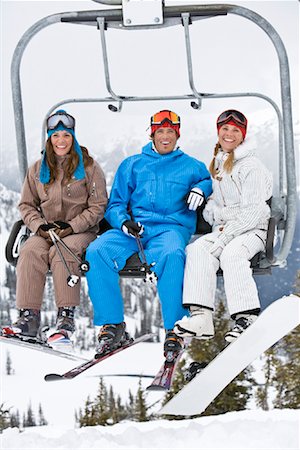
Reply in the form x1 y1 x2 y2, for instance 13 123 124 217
174 109 273 342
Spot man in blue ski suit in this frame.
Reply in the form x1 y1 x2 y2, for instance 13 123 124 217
86 110 212 355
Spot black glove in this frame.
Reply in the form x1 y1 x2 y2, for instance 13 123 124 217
122 220 144 238
36 223 55 241
39 223 56 231
53 221 70 229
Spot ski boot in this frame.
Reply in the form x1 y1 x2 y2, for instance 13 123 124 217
184 361 208 383
2 308 41 340
163 330 184 362
225 312 259 343
95 322 132 358
173 306 214 339
47 307 76 345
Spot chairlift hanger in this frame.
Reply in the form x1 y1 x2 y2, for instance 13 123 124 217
10 1 296 268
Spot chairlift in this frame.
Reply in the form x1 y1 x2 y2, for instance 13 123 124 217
8 0 297 277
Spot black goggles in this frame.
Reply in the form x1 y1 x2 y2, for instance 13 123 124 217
217 110 247 128
47 112 75 131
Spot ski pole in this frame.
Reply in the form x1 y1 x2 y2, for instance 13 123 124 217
134 233 157 284
48 229 79 287
50 230 89 273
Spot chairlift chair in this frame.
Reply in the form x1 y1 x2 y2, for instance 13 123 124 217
7 0 297 278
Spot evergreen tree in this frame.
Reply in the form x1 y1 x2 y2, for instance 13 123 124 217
257 271 300 410
94 377 110 425
134 379 148 422
78 396 94 427
0 403 11 433
6 351 13 375
108 386 119 424
24 402 36 427
294 269 300 296
38 403 48 426
255 352 273 410
5 265 16 298
10 409 21 429
126 389 135 420
269 325 300 409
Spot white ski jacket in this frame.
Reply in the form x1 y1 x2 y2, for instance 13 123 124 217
203 138 273 246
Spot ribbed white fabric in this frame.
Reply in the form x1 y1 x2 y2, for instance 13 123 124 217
182 231 266 315
183 138 272 316
203 139 273 246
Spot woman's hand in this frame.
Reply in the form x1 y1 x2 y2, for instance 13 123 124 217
53 221 73 238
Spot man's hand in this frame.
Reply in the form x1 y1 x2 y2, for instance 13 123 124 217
186 188 205 211
122 220 144 238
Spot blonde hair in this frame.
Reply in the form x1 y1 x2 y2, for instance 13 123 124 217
209 143 234 178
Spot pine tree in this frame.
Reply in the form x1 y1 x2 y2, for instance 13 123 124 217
0 403 11 433
270 325 300 409
38 403 48 426
294 269 300 296
126 389 135 420
24 402 36 427
10 409 21 429
6 351 13 375
255 352 273 410
94 378 110 425
257 271 300 410
5 265 16 298
134 379 148 422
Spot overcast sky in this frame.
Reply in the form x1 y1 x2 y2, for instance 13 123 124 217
1 0 299 180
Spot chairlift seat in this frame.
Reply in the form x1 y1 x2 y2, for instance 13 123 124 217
6 210 275 277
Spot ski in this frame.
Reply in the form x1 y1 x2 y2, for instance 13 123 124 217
0 334 87 362
146 350 184 391
44 332 155 382
159 295 300 416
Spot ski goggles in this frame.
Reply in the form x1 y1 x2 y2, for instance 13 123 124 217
151 110 181 127
216 110 247 128
47 111 75 131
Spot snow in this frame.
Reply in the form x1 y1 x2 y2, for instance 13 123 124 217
2 409 299 449
1 340 300 449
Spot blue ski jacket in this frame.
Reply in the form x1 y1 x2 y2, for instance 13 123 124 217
105 142 212 237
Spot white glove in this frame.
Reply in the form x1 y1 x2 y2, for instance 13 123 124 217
187 188 205 211
209 238 225 258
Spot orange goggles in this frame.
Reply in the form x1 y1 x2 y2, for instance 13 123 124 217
151 110 181 127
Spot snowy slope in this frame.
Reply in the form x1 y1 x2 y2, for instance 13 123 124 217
2 409 299 449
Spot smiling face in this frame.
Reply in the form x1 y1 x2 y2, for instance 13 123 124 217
153 127 178 154
50 130 73 156
218 123 244 153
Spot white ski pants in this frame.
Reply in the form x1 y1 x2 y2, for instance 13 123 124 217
182 230 267 316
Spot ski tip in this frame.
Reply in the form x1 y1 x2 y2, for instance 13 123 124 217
146 384 168 391
44 373 65 382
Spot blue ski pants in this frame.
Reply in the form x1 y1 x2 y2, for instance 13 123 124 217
86 228 189 330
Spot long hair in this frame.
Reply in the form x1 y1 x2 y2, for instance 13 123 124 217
44 138 93 184
209 142 235 178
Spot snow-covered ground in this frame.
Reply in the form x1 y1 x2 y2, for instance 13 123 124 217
2 409 299 449
1 340 300 449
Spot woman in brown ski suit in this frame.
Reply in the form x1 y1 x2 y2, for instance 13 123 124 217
10 110 107 342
